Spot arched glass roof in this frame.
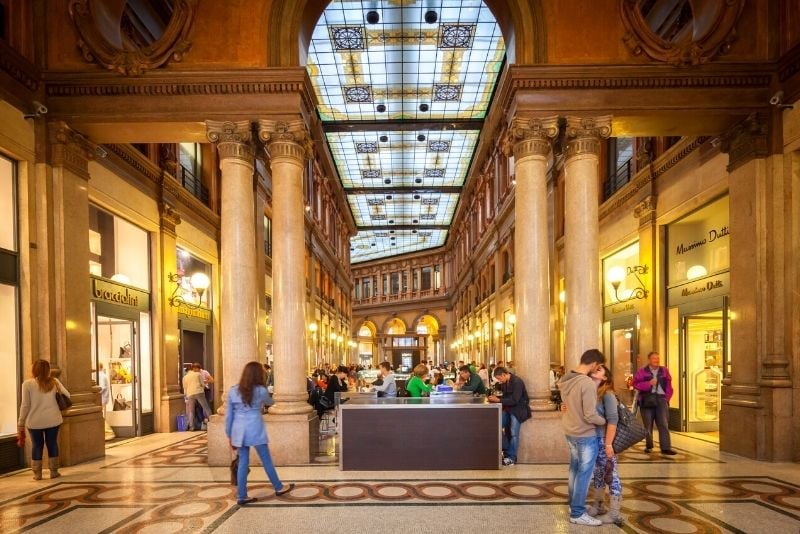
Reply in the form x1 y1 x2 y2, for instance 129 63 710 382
307 0 505 263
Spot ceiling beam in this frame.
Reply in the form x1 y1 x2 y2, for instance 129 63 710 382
345 186 462 195
357 225 450 231
323 119 483 133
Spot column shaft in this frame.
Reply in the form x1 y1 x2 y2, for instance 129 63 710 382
563 116 611 369
509 116 558 410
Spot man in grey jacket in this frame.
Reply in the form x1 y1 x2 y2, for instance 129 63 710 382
372 361 397 398
558 349 607 526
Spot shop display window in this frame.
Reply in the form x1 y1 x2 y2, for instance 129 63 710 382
176 248 211 308
667 196 729 286
0 156 16 252
685 312 724 424
88 205 150 290
0 284 19 435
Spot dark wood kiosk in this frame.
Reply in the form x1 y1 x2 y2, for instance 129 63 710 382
339 396 502 470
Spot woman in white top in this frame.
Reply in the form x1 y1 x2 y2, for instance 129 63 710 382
18 359 70 480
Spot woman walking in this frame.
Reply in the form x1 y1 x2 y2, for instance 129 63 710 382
586 364 624 525
225 361 295 505
17 359 70 480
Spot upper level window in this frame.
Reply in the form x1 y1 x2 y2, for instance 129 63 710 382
89 205 150 291
0 3 7 42
121 0 173 48
176 247 211 308
264 216 272 258
604 137 634 200
0 155 16 252
178 143 208 205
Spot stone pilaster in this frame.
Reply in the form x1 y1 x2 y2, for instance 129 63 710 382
719 113 793 461
258 119 317 466
563 115 611 370
47 121 104 465
634 195 660 363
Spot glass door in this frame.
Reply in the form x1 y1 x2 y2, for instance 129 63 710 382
609 319 637 406
682 311 724 433
95 311 139 438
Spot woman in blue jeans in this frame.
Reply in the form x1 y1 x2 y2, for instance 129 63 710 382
225 361 294 505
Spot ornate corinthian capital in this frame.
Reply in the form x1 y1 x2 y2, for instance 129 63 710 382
564 115 612 158
719 112 768 172
48 121 98 179
504 116 559 160
257 119 313 162
205 120 254 162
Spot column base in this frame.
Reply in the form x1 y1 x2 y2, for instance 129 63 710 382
517 411 569 463
207 412 320 466
59 407 105 466
157 393 186 433
720 387 794 461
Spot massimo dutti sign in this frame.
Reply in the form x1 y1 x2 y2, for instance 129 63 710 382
667 272 729 306
91 277 150 311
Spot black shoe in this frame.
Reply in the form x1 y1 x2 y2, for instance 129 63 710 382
275 483 295 497
644 448 652 453
237 497 257 506
661 449 678 455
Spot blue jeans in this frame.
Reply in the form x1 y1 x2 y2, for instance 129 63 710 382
29 426 60 461
592 436 622 496
566 435 599 518
237 443 284 501
501 412 521 461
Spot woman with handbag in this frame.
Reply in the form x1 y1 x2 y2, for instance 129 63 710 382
17 359 71 480
225 361 294 505
586 364 624 525
632 352 676 455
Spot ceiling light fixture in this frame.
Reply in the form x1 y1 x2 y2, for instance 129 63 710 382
366 10 380 24
424 10 438 24
419 103 429 112
417 134 426 142
376 104 386 112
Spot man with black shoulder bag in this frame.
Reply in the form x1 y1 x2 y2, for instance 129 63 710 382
632 352 676 455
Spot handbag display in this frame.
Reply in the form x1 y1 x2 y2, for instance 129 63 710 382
113 393 130 411
55 391 73 411
612 397 648 453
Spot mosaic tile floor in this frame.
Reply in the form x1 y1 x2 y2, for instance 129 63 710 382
1 432 798 533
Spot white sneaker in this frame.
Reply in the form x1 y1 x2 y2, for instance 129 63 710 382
502 457 516 466
569 513 602 526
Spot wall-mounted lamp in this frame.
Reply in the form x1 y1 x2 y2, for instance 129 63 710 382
559 290 566 303
493 320 503 331
168 271 210 309
508 313 516 325
607 265 649 303
309 322 318 333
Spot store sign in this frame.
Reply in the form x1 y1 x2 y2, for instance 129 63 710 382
91 277 150 310
667 272 729 306
602 242 640 320
177 304 211 322
667 196 730 286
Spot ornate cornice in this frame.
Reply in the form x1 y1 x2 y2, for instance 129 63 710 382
68 0 197 76
503 116 559 160
563 115 611 158
634 194 657 228
48 121 97 179
719 113 769 172
0 41 39 92
206 120 255 163
258 119 313 163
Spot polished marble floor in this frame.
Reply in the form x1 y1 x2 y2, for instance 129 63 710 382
1 431 799 533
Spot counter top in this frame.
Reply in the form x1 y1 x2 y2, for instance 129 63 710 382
339 395 498 409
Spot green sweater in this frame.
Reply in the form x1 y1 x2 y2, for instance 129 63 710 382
406 375 432 397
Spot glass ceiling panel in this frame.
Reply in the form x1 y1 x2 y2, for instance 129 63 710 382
308 1 505 262
308 1 505 121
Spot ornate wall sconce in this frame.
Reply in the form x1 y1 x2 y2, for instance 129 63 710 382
168 272 209 309
607 265 649 303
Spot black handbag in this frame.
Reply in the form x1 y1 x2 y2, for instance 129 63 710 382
318 395 334 410
113 393 129 411
55 391 72 411
230 452 251 486
612 397 648 453
642 392 659 409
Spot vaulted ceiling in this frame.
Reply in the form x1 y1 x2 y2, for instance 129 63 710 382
306 0 505 263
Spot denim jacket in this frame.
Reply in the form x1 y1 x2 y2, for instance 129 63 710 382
225 385 274 447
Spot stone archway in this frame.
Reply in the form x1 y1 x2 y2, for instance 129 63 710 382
267 0 547 67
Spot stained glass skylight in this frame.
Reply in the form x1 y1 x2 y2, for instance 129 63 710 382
307 1 505 263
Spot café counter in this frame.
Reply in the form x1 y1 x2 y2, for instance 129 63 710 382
338 396 501 471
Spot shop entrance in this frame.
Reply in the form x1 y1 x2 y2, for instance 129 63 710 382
608 317 637 406
93 303 153 438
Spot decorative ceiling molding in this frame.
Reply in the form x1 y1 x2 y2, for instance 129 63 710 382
0 41 39 92
620 0 745 66
68 0 198 76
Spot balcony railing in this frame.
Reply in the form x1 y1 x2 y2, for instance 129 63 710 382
352 286 442 306
178 164 209 206
603 158 632 200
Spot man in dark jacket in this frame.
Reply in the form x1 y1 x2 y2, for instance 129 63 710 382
455 365 486 394
488 366 531 466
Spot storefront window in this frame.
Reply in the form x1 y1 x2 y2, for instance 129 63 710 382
89 205 150 290
667 196 729 285
176 248 211 308
602 242 641 308
0 156 16 251
0 284 19 436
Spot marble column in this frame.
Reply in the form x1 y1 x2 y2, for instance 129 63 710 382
508 116 558 411
258 119 317 465
563 116 611 370
719 113 793 461
206 120 259 396
156 202 184 432
47 122 104 465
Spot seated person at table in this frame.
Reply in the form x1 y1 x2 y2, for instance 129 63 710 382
406 364 433 397
455 365 487 394
372 361 397 398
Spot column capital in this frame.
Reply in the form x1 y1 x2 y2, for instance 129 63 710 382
48 121 98 179
205 120 255 163
563 115 612 158
504 116 559 160
159 202 181 236
634 194 657 228
719 112 768 172
257 119 313 162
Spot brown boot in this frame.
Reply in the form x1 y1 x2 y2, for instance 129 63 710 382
31 460 43 480
585 486 607 516
48 457 61 479
599 494 624 525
